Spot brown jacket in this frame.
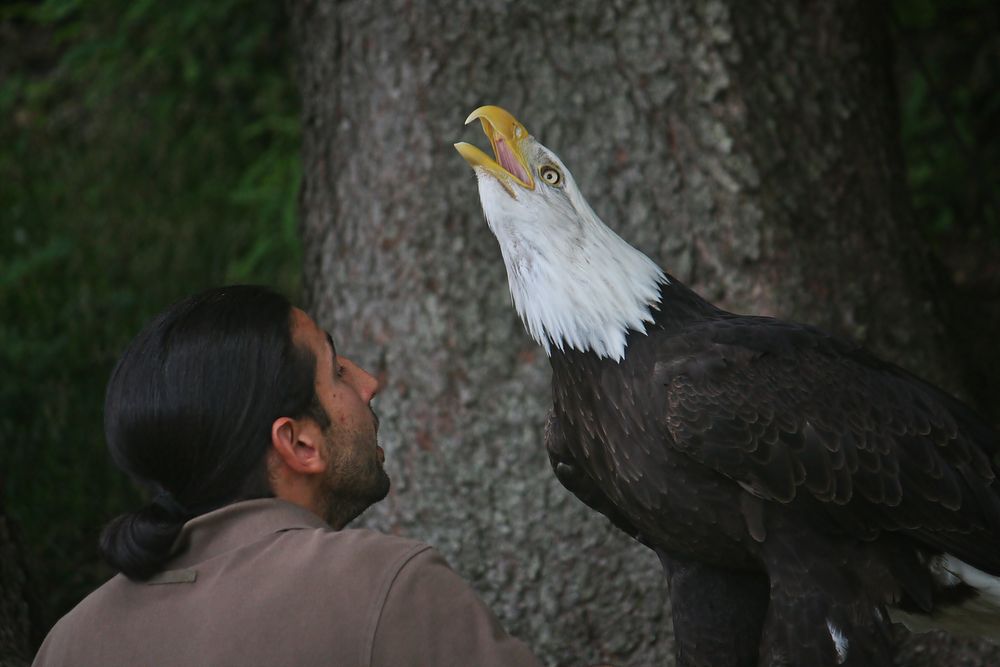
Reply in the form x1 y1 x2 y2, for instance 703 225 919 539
33 499 544 667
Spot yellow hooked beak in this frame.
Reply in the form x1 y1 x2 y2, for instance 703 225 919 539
454 105 535 196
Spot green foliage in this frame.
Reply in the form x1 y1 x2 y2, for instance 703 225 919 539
893 0 1000 238
0 0 301 628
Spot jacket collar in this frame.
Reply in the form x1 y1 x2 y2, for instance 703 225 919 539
166 498 329 568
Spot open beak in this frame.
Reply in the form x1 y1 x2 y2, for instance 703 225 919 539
455 105 535 196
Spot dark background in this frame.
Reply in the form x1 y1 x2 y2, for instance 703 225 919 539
1 0 997 658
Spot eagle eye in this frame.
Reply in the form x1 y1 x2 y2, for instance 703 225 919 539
539 165 563 186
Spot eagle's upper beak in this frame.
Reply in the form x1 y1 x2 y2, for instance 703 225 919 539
455 105 535 195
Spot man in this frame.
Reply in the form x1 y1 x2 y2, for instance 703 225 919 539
33 285 545 666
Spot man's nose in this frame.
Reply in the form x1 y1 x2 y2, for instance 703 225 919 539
360 367 380 401
344 358 379 401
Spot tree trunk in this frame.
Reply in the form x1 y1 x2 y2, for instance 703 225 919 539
289 1 993 664
0 490 33 667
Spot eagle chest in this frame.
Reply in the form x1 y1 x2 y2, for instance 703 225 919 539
549 354 669 509
549 350 757 563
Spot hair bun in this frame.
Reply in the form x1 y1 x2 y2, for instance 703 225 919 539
98 504 185 581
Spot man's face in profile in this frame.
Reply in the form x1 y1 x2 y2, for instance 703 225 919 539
292 308 390 527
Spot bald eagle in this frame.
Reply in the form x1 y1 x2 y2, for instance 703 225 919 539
456 106 1000 667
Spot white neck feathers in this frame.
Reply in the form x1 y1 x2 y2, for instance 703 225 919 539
478 173 667 361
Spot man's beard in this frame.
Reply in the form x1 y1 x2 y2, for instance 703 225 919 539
319 430 390 529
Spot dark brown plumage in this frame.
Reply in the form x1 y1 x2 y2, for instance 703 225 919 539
457 105 1000 667
545 276 1000 665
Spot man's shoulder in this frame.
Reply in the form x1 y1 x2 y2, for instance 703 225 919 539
34 529 439 665
271 524 434 575
51 530 431 621
299 525 429 554
33 572 129 663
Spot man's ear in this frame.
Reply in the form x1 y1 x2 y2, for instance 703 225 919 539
270 416 326 474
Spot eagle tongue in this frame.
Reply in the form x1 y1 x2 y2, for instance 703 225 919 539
495 137 529 184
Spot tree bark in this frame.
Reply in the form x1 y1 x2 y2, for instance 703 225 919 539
289 1 993 664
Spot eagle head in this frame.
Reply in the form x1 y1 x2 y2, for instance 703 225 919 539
455 105 666 361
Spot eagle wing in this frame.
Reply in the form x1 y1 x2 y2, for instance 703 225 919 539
656 316 1000 570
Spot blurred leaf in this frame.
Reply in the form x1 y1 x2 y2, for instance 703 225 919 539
893 0 1000 240
0 237 73 288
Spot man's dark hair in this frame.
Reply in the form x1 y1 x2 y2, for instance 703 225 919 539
100 285 329 580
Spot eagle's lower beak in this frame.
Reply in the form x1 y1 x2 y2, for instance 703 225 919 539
455 105 535 194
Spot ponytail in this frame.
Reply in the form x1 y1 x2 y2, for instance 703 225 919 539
99 497 188 580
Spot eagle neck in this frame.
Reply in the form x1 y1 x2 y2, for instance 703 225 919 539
494 219 668 361
650 276 728 332
546 277 724 370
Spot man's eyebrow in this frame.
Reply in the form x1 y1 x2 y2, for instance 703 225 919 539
325 332 336 359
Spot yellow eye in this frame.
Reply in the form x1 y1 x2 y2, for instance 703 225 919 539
539 165 562 186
